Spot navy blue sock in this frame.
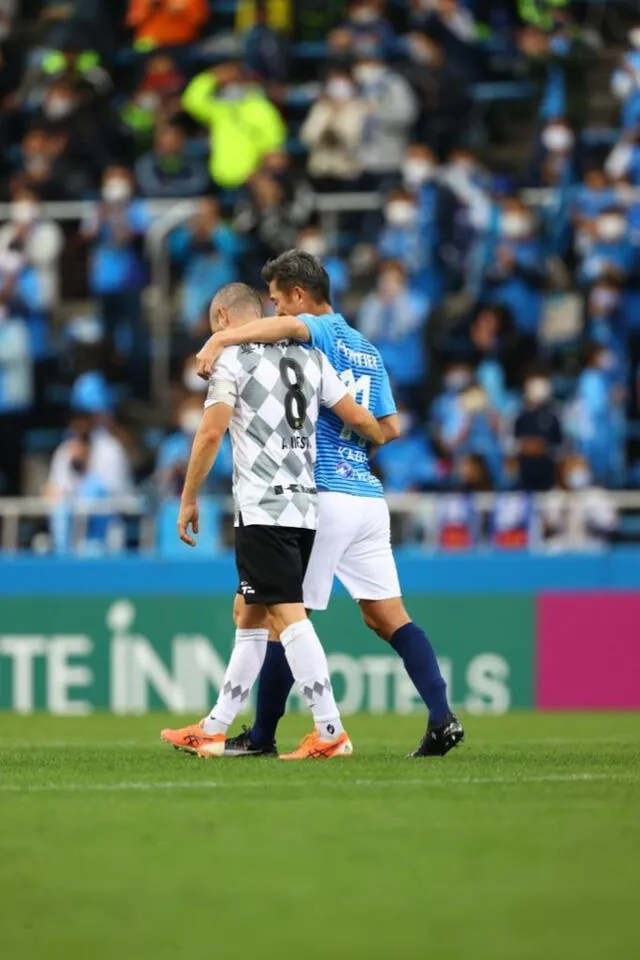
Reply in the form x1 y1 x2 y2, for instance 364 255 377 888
251 642 294 747
390 622 450 727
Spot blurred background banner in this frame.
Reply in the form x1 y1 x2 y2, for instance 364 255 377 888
2 559 639 714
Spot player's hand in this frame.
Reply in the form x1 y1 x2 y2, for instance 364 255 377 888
195 334 223 380
178 501 199 547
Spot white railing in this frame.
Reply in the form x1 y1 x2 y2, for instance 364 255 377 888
0 491 638 556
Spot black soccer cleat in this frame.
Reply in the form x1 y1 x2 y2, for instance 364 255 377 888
409 713 465 758
224 726 278 757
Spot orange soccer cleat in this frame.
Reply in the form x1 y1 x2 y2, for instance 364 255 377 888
160 721 226 758
279 730 353 761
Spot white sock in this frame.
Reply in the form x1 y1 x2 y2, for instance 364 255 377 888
203 629 268 734
280 619 344 741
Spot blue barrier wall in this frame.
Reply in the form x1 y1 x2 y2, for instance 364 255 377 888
1 549 640 595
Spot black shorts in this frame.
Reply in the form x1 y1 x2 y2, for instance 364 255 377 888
235 519 316 606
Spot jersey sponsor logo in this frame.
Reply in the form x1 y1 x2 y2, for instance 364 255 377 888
335 461 354 480
336 339 380 370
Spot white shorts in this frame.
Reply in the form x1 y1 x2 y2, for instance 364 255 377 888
303 492 402 611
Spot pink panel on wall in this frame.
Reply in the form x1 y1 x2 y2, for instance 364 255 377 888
537 593 640 709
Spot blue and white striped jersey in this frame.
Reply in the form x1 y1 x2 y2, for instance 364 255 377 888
301 312 397 498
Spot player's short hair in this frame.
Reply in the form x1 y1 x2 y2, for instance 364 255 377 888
210 283 263 321
261 250 331 305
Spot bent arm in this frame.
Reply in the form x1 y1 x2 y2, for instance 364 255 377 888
332 393 385 446
378 413 401 443
196 316 311 378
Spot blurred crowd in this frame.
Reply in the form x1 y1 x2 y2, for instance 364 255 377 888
1 0 640 552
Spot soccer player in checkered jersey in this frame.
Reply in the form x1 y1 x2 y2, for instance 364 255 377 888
196 252 464 758
162 282 386 759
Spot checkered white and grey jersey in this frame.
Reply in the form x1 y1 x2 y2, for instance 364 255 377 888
205 341 347 529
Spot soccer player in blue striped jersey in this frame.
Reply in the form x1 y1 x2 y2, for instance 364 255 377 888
198 251 464 758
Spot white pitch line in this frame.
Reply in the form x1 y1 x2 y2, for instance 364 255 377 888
0 772 636 795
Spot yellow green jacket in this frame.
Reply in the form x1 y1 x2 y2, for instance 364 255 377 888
182 72 286 189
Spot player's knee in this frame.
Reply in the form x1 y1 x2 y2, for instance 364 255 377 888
234 595 268 630
360 599 410 642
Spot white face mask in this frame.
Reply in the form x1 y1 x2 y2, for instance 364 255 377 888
354 63 384 87
351 6 378 23
45 97 75 120
445 370 472 392
566 467 591 490
612 70 634 100
11 201 39 225
403 158 435 188
525 378 552 404
597 215 626 242
597 351 615 372
407 39 434 63
299 236 326 258
542 126 574 153
589 287 619 314
629 28 640 49
137 92 160 112
502 212 532 239
183 368 209 393
385 201 417 227
326 78 354 102
218 84 245 101
102 179 132 204
179 409 202 435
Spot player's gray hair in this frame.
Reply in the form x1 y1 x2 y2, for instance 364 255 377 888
210 283 263 320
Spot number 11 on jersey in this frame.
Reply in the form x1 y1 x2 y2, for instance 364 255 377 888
339 369 371 446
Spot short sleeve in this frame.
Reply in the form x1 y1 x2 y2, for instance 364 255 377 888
299 313 335 354
204 347 240 410
373 366 397 419
318 352 348 409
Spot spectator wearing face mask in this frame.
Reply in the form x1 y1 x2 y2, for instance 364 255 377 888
81 167 152 376
571 168 618 254
353 49 418 184
379 189 442 301
606 125 640 187
169 197 241 335
182 62 286 190
543 454 618 552
584 281 627 381
483 198 545 341
375 405 439 493
513 371 563 492
46 413 132 503
0 290 33 495
34 78 112 181
156 396 233 499
332 1 397 60
461 306 516 418
300 67 368 189
126 0 209 51
577 207 636 286
13 127 94 201
357 260 429 408
529 118 577 188
439 148 493 275
400 34 470 157
135 122 209 198
430 362 504 484
296 226 349 311
0 187 64 310
611 26 640 133
567 343 625 487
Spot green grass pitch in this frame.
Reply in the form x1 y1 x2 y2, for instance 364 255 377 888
1 712 639 960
